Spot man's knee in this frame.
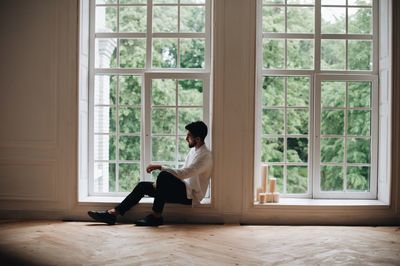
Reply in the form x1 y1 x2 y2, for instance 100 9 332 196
156 171 174 187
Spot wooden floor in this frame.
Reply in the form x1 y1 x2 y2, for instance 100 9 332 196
0 220 399 266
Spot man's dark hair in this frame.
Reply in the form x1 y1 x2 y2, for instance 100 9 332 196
185 121 208 142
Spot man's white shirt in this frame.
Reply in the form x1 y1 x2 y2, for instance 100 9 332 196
161 145 212 205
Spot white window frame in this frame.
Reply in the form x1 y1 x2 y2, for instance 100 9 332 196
255 0 380 199
86 0 212 197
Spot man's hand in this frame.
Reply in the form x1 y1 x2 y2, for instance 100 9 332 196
146 164 162 173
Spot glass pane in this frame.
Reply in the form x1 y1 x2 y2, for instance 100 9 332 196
96 0 117 4
348 81 371 108
287 77 309 107
287 166 308 194
153 6 178 32
120 0 147 3
180 39 205 68
119 136 141 161
262 6 284 33
287 40 314 70
348 40 372 70
119 76 141 106
347 138 370 163
178 108 203 134
94 163 116 193
262 109 284 135
268 166 284 193
261 138 284 162
321 166 343 191
320 137 344 163
178 136 188 162
263 0 284 4
287 109 309 135
287 7 314 33
119 39 146 68
321 110 344 135
347 166 370 192
348 8 372 34
263 39 285 69
287 0 314 3
119 163 140 192
119 107 141 133
321 0 345 5
348 0 372 5
178 80 203 106
321 81 346 107
119 6 147 33
94 135 116 160
153 0 178 3
262 76 285 107
152 79 176 106
348 110 370 136
152 38 178 68
180 6 205 33
287 138 308 163
180 0 205 3
95 75 116 105
321 40 346 70
152 136 176 161
95 7 117 33
94 107 116 133
95 39 117 68
321 7 345 34
152 108 176 134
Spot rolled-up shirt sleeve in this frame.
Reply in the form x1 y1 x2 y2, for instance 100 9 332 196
161 153 211 180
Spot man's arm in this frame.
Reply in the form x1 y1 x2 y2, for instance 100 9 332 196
161 153 212 180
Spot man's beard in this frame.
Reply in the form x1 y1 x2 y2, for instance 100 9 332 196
188 142 195 148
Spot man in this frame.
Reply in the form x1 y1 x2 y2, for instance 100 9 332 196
88 121 212 226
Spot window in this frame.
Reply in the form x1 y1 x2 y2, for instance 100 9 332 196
255 0 378 199
89 0 212 196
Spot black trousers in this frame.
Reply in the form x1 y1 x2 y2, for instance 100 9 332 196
115 171 192 215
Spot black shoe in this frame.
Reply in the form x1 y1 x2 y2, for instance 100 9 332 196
88 210 117 225
135 214 164 227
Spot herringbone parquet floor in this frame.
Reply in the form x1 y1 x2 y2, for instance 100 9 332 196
0 220 399 265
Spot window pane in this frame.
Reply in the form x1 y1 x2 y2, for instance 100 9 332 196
178 80 203 106
152 136 176 161
119 107 141 133
347 138 370 163
320 137 344 163
152 39 178 68
95 75 116 105
321 0 345 5
321 40 346 70
287 138 308 163
262 109 284 135
261 138 284 162
96 0 117 4
262 6 285 33
348 81 371 108
287 0 314 4
153 6 178 32
268 166 284 193
347 166 370 192
321 81 346 107
119 76 141 106
287 7 314 33
178 108 203 134
287 40 314 70
321 110 344 135
321 166 343 191
287 77 309 107
262 76 285 107
180 39 205 69
348 0 372 5
181 0 205 3
95 7 117 33
263 0 284 4
152 108 176 134
94 107 116 133
119 6 147 33
119 39 146 68
348 110 370 136
178 136 188 162
94 163 116 193
154 0 177 3
119 163 140 192
263 39 285 69
120 0 147 3
287 166 308 194
287 109 309 135
348 40 372 70
348 8 372 34
94 135 116 160
321 7 345 34
152 79 176 106
119 136 141 161
95 39 117 68
180 6 205 33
